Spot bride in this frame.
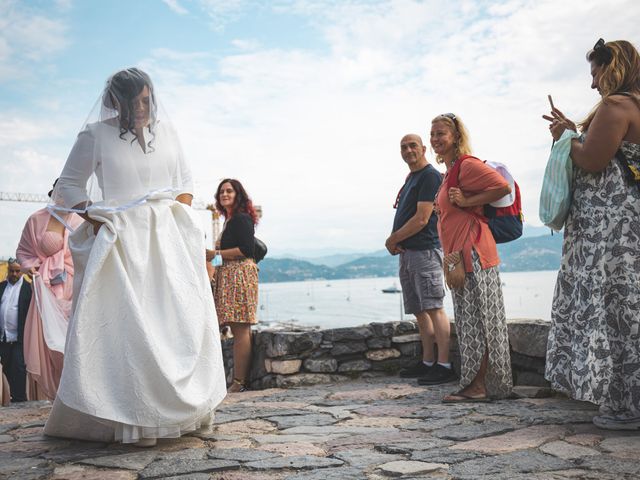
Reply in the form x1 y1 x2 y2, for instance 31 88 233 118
44 67 226 446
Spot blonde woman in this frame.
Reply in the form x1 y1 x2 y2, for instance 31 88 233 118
432 113 513 403
544 39 640 430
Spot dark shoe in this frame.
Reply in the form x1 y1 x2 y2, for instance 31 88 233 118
399 361 432 378
417 364 457 385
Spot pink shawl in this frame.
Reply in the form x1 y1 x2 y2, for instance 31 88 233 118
16 208 82 401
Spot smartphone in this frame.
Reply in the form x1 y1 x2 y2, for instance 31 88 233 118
548 94 555 110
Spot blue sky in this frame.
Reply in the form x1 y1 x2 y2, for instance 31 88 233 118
1 0 639 257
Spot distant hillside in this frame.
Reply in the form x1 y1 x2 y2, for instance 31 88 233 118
497 233 563 272
259 234 563 283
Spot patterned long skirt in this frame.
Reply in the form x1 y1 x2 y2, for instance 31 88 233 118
545 141 640 416
452 251 512 399
213 259 259 326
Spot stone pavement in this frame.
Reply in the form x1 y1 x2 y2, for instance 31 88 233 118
1 376 639 479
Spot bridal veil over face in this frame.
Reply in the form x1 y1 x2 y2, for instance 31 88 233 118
44 67 226 444
48 67 191 221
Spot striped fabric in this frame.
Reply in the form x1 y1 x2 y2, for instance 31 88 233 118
539 129 580 231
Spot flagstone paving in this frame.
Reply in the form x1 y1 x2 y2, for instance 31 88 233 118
0 377 638 479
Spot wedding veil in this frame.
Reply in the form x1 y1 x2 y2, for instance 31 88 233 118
48 68 192 227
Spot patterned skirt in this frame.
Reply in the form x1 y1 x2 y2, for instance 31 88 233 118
452 251 512 399
213 259 259 326
545 141 640 416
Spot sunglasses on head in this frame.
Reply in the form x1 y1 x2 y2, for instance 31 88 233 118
441 113 457 121
591 38 613 65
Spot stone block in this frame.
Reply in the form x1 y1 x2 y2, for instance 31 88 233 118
264 359 302 375
323 326 373 341
274 373 348 388
510 351 546 374
378 460 448 476
370 322 395 337
393 321 419 335
330 341 367 356
366 337 391 348
338 360 371 372
514 370 550 387
264 331 323 358
303 358 338 373
540 440 600 460
508 319 550 357
397 342 422 357
392 334 421 343
365 349 401 361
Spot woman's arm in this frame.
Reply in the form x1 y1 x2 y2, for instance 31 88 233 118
448 185 511 208
570 97 630 173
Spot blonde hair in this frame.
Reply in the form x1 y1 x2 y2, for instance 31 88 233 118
581 40 640 131
431 113 472 163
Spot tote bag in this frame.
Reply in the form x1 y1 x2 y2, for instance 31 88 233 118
539 130 579 231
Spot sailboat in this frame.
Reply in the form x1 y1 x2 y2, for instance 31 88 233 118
381 282 402 294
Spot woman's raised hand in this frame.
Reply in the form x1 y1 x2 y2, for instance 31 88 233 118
543 107 577 141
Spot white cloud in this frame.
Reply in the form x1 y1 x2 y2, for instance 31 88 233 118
0 0 69 81
197 0 247 31
137 0 639 254
162 0 189 15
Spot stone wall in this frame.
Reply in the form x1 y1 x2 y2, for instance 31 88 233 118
221 318 550 390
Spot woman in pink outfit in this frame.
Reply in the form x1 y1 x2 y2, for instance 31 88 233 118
16 181 83 401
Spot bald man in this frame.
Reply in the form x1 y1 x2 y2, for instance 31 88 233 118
385 134 455 386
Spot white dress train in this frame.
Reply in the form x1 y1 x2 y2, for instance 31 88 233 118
44 198 226 443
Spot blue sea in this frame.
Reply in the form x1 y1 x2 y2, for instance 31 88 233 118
258 270 557 329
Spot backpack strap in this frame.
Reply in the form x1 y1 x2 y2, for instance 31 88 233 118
446 155 485 243
446 155 478 189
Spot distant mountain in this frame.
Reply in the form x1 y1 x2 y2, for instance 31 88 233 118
259 234 563 283
497 232 563 272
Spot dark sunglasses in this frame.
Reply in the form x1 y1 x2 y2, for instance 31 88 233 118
591 38 613 65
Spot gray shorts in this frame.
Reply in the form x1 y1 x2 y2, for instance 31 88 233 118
399 248 445 314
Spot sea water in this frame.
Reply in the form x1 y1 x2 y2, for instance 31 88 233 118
258 270 557 329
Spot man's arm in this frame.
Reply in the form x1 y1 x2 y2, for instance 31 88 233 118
385 201 434 255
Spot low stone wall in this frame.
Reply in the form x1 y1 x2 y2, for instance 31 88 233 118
221 319 550 390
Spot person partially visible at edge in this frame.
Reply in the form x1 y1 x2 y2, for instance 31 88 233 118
206 179 259 393
543 39 640 430
0 259 32 403
16 179 83 401
43 67 226 446
385 134 455 386
432 113 513 403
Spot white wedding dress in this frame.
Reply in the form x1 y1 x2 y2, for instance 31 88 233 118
44 121 226 443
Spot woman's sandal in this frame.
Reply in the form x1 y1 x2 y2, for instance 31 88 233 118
228 378 247 393
442 389 491 404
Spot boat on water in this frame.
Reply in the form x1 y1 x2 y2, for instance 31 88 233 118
381 283 401 294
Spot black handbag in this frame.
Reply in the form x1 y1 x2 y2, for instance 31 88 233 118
254 237 268 263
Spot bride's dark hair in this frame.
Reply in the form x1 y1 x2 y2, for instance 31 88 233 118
104 68 156 152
